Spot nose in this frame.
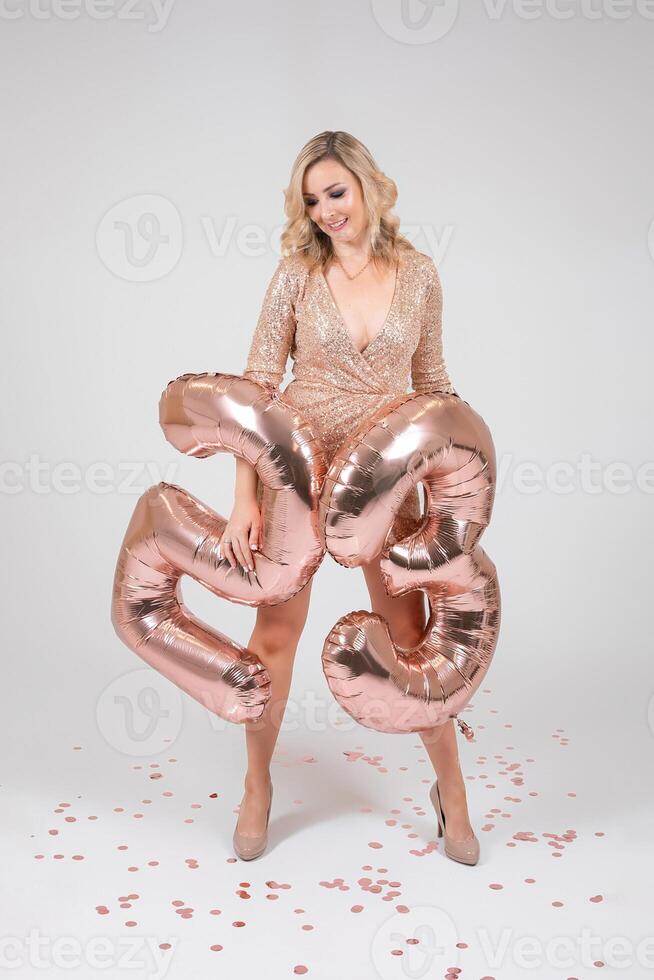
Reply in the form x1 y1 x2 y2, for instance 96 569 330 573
320 198 336 223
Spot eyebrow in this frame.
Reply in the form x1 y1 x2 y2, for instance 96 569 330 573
302 182 344 198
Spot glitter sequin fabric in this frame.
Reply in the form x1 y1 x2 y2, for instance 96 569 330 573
243 247 457 541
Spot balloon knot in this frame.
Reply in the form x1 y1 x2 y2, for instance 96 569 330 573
455 717 475 741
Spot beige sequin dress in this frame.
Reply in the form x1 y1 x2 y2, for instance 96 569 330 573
243 246 457 541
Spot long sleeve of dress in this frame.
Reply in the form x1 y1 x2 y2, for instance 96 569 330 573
411 260 456 395
243 258 298 390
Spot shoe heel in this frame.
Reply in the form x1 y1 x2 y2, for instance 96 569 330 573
233 783 273 861
429 779 479 866
429 781 444 838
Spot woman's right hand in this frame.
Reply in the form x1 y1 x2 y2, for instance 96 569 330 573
218 499 262 572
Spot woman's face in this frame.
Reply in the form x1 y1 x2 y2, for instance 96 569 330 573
302 159 368 245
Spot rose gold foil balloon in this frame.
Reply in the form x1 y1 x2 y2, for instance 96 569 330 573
111 373 326 724
319 391 501 737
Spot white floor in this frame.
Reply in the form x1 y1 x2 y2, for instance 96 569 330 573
5 592 651 980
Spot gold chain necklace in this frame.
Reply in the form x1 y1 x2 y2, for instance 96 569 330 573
334 253 373 280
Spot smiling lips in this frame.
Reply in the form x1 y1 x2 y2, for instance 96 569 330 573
326 217 348 230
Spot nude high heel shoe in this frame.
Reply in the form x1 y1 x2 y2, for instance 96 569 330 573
429 779 479 866
233 783 273 861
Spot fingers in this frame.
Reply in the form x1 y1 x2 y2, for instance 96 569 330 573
219 519 261 573
218 534 237 570
219 530 254 572
232 533 253 573
239 526 256 572
249 518 261 558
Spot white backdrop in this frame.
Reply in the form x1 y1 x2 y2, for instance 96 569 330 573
2 2 653 978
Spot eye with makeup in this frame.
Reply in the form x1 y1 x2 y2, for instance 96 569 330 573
305 189 346 208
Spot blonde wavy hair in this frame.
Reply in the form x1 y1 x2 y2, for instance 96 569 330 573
279 130 415 273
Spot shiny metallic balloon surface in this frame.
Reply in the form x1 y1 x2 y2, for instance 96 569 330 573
319 391 501 735
111 373 326 724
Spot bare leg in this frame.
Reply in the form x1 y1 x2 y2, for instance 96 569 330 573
418 720 474 841
235 578 313 837
361 555 474 841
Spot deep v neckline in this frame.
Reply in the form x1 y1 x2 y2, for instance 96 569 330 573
319 257 402 359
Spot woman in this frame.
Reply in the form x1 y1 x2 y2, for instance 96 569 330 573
219 130 479 865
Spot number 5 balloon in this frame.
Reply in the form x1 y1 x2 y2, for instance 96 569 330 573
318 391 501 738
111 373 326 724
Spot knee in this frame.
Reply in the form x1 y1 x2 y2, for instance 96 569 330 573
252 612 305 658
